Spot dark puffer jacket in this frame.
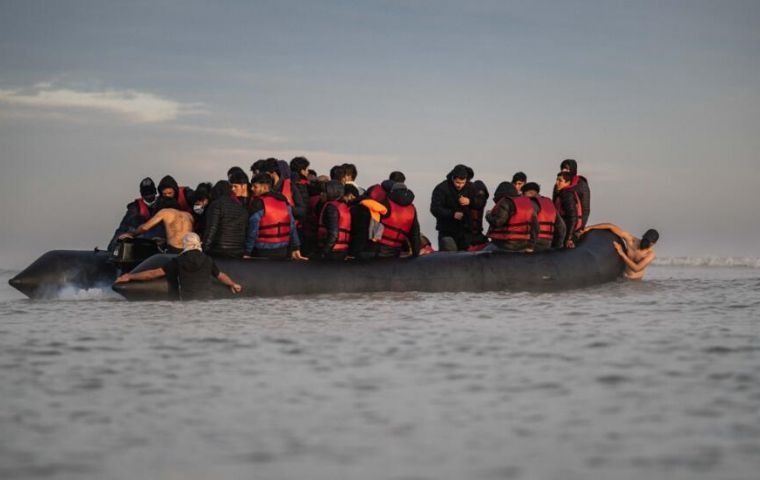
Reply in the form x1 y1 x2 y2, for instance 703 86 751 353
430 165 475 239
202 195 249 258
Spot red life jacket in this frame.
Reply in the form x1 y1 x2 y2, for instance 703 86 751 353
177 187 191 212
554 188 582 232
255 195 292 245
534 196 557 241
488 196 534 241
281 178 294 206
318 201 351 252
378 201 416 249
367 184 387 203
134 198 152 220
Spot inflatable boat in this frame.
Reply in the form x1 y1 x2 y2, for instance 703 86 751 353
9 230 624 300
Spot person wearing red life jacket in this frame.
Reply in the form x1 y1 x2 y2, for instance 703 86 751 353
376 183 421 259
259 158 308 226
365 171 406 203
245 173 307 261
108 177 159 252
157 175 194 213
522 182 566 252
554 172 583 248
552 159 591 229
486 182 538 252
316 181 352 260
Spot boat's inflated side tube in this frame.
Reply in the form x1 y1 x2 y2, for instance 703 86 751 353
9 250 118 299
111 230 625 301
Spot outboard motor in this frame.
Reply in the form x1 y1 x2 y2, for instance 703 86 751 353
110 238 163 271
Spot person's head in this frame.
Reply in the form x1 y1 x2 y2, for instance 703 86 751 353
157 175 179 199
290 157 310 178
640 229 659 250
250 159 267 176
156 196 180 211
210 180 232 202
192 182 212 213
512 172 527 193
227 166 246 182
251 173 273 196
229 170 250 198
330 165 346 183
307 169 318 181
389 171 406 183
139 177 157 205
342 163 358 182
560 159 578 176
555 171 574 190
449 165 470 191
493 181 518 201
389 182 415 206
522 182 540 198
323 180 344 202
343 183 359 203
259 158 281 183
181 232 203 252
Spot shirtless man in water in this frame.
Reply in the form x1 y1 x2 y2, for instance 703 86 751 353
120 204 194 253
582 223 659 280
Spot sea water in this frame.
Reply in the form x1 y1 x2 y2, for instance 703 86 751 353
0 262 758 480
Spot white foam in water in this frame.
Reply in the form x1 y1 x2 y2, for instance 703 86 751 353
654 256 760 268
55 285 122 301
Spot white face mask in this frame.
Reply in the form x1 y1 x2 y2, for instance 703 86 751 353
143 197 157 207
193 205 205 215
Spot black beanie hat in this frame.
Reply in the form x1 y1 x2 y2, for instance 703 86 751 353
139 177 156 197
560 159 578 176
494 181 518 201
522 182 540 194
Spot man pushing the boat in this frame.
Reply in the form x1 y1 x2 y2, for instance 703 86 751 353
582 223 659 280
115 232 242 300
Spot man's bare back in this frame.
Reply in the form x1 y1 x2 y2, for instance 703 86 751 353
121 208 194 250
583 223 658 280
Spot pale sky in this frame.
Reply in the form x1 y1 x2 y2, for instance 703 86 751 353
2 1 759 268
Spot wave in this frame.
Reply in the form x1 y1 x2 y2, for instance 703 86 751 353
654 256 760 269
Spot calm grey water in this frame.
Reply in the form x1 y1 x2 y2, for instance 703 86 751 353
1 264 759 480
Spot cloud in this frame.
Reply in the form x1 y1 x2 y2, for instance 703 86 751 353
0 85 193 123
168 124 286 143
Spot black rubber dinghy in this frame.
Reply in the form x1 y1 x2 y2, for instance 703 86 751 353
110 230 625 301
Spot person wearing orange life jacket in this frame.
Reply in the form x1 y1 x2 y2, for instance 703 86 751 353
157 175 194 213
108 177 159 251
245 173 307 260
486 182 538 252
554 171 583 248
522 182 566 252
376 183 422 258
316 181 352 260
365 171 406 203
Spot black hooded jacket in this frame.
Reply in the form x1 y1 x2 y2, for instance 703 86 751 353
202 195 249 258
107 199 158 251
317 181 347 256
161 250 220 300
552 175 590 229
157 175 194 210
430 166 476 236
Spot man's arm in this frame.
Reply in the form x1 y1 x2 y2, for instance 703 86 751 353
553 215 567 249
430 186 455 220
115 268 166 283
216 272 242 293
614 242 656 272
245 210 263 254
486 200 510 228
409 210 421 257
584 223 635 245
321 204 339 255
135 210 166 235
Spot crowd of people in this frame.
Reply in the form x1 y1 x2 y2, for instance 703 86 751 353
109 157 599 261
